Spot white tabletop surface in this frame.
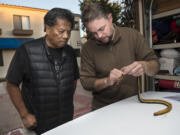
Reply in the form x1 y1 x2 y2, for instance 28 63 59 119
43 91 180 135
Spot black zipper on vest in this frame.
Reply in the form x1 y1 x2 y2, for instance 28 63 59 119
54 60 60 80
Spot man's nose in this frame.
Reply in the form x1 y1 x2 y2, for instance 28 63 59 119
97 31 103 39
63 31 69 39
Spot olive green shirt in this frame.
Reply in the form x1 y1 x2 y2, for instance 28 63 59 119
80 25 158 109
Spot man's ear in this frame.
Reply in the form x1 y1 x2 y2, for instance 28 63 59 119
45 25 50 34
108 13 113 22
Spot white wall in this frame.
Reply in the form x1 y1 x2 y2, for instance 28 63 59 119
0 6 47 78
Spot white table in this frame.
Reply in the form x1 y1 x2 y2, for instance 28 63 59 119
43 91 180 135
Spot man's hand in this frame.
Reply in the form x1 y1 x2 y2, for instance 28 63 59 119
6 82 38 130
121 61 146 77
105 68 123 86
22 113 37 129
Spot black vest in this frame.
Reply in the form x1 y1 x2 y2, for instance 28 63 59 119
21 37 75 134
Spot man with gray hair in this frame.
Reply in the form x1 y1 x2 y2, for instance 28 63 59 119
6 8 79 134
80 2 159 110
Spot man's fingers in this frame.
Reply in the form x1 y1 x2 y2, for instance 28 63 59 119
121 61 145 76
111 68 123 78
29 125 37 130
22 113 37 129
28 120 37 129
108 68 124 86
121 63 135 74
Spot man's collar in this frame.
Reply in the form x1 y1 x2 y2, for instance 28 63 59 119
111 24 121 45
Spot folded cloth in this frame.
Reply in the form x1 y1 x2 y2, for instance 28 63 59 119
158 79 180 90
160 49 180 59
159 57 180 75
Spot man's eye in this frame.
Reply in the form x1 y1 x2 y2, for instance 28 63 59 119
91 32 96 35
67 31 71 35
91 32 97 37
59 31 64 34
99 27 105 31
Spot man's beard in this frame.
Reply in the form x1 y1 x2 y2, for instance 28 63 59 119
95 34 113 45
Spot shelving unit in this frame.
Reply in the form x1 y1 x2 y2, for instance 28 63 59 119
154 75 180 81
151 5 180 90
152 8 180 19
153 43 180 49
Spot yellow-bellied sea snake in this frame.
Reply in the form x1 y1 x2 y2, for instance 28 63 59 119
137 77 172 116
119 75 172 116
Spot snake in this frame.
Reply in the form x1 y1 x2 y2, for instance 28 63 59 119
119 75 172 116
137 77 172 116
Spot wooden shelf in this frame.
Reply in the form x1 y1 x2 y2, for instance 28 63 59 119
153 43 180 49
152 8 180 19
154 75 180 81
